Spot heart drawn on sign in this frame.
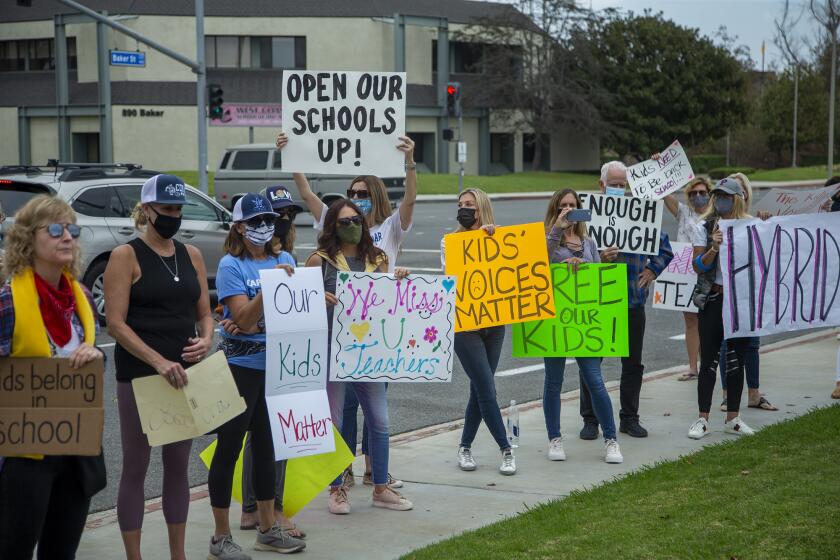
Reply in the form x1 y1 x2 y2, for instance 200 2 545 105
349 321 370 342
442 278 455 293
339 272 349 282
408 338 416 348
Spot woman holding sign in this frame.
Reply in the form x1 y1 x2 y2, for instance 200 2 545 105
276 131 416 488
208 193 306 557
0 196 106 560
687 178 755 439
540 189 624 464
105 174 215 560
664 177 712 382
439 188 517 475
305 199 414 514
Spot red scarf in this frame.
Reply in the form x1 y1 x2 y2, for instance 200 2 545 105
33 272 76 347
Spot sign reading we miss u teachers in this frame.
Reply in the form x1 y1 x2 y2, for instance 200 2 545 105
445 223 555 331
281 71 406 177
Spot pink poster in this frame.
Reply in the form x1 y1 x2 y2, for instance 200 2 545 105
210 103 282 127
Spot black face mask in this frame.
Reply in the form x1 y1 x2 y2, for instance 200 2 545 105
457 207 477 229
274 217 292 239
149 207 182 239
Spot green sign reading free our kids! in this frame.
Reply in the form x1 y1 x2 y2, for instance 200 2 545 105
512 263 629 358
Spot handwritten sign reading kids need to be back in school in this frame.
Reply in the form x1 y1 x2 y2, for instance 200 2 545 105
0 357 104 456
626 140 695 200
512 264 629 358
281 71 406 177
331 272 455 382
445 222 555 332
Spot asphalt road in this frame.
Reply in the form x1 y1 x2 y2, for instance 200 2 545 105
90 189 802 513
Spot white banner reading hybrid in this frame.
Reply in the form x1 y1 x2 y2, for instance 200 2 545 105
626 140 695 200
652 242 698 312
281 71 406 177
751 185 837 217
578 192 663 255
720 213 840 338
331 272 455 382
265 390 335 460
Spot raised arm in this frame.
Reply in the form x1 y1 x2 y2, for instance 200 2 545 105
276 132 326 221
398 136 417 229
663 194 679 217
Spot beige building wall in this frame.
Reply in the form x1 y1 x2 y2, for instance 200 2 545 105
446 117 479 175
29 118 58 165
550 128 600 171
406 117 437 133
0 108 19 164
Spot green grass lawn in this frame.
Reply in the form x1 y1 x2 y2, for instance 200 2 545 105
751 165 838 182
402 405 840 560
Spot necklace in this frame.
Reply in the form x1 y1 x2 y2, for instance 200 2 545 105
157 247 180 282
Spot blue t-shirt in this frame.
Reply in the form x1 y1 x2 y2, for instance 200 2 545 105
216 250 295 370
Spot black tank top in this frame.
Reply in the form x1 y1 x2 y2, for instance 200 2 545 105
114 238 201 381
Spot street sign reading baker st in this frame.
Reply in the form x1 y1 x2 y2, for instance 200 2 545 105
110 50 146 67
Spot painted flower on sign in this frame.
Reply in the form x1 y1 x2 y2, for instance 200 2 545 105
423 326 438 344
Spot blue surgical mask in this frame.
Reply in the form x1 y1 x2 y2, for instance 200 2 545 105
605 186 626 197
714 197 734 216
355 198 373 216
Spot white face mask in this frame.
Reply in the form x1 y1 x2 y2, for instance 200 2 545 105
244 223 274 246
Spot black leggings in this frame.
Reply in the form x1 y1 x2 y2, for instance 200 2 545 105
697 293 749 414
0 456 91 560
208 364 275 509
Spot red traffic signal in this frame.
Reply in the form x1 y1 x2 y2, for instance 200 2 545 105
446 82 461 117
447 84 457 96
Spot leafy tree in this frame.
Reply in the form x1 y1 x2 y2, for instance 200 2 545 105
760 66 828 160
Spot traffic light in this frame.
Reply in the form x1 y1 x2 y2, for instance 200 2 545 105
442 128 454 141
446 82 461 117
208 84 224 120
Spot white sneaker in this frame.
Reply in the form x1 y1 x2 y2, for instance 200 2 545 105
724 416 755 436
547 437 566 461
499 451 516 475
688 417 710 439
457 446 477 471
604 439 623 463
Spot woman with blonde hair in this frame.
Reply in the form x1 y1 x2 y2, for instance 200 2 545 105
0 195 106 559
687 178 756 439
663 177 712 381
441 188 517 475
540 189 623 464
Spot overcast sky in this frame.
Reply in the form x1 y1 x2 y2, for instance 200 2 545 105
503 0 822 70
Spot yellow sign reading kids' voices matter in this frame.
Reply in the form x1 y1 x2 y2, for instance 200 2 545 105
445 222 555 331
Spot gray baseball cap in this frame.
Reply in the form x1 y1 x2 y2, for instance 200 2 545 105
712 177 744 197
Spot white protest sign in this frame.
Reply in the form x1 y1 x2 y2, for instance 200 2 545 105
578 192 663 255
751 185 837 217
652 242 698 313
331 272 455 382
265 390 335 460
626 140 695 200
281 71 406 177
720 212 840 338
260 267 327 334
265 331 327 395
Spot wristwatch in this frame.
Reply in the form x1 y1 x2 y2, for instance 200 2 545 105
405 161 417 170
257 318 266 333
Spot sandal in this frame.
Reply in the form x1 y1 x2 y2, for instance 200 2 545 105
276 512 306 539
678 371 699 381
748 396 778 411
719 400 727 412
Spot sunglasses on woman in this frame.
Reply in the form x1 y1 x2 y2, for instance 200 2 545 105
245 215 273 228
275 209 297 220
346 189 369 199
337 215 364 227
43 223 82 239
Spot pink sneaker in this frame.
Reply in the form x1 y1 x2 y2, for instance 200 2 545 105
328 487 350 515
372 487 413 511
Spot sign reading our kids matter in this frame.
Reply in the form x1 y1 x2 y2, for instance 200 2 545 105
445 222 555 331
512 264 629 358
331 272 455 382
281 70 406 177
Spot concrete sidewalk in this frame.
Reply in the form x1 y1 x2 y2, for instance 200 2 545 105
78 329 839 559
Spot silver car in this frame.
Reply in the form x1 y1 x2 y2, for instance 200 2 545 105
0 163 231 320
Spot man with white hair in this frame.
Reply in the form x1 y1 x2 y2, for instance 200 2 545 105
578 160 674 439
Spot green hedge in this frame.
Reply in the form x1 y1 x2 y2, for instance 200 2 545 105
708 167 757 180
690 154 726 173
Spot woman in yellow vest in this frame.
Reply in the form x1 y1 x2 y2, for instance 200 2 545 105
0 195 106 559
304 199 413 515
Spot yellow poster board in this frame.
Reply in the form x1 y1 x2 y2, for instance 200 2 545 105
444 222 555 331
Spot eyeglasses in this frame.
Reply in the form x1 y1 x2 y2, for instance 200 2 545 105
245 216 273 228
346 189 369 199
337 216 364 227
42 223 81 239
275 209 297 220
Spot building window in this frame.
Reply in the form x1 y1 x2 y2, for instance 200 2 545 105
0 38 76 72
432 40 487 74
205 35 305 69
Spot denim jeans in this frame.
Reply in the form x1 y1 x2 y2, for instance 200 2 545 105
454 326 509 451
719 337 760 390
327 380 389 486
544 357 616 440
241 432 286 514
341 384 372 457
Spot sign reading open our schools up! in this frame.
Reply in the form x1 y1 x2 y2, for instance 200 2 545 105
444 222 555 331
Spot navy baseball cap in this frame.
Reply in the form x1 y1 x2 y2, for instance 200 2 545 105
712 177 744 198
232 193 278 222
140 174 196 205
262 185 304 212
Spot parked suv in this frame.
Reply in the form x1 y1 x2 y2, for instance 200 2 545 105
213 143 404 211
0 163 231 320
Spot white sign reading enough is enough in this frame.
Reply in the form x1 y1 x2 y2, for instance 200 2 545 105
281 71 406 177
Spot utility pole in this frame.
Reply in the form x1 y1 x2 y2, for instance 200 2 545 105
792 64 799 167
830 30 837 174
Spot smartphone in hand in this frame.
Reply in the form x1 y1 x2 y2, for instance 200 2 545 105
566 208 592 222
